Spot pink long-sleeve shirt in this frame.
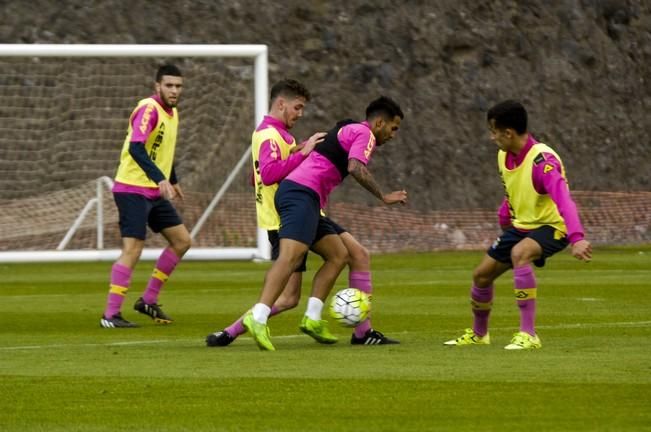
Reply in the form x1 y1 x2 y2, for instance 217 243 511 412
498 134 585 244
256 115 306 186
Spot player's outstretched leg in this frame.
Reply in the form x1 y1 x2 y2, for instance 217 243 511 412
207 279 300 348
207 305 289 347
206 312 247 347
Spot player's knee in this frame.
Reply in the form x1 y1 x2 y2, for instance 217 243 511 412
510 247 533 268
333 247 349 269
278 252 306 272
122 243 144 262
348 244 370 267
472 267 493 287
172 235 192 256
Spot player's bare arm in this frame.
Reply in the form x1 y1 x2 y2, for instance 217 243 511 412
348 158 407 205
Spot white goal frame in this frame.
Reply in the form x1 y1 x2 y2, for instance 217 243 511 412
0 44 270 262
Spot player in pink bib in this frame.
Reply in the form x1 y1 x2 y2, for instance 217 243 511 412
243 96 408 351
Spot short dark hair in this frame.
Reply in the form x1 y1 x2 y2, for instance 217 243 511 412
365 96 404 121
487 100 527 134
270 79 311 102
156 64 182 82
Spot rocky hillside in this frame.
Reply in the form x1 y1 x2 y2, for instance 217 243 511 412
1 0 650 212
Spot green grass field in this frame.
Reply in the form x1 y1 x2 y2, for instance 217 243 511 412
1 247 650 431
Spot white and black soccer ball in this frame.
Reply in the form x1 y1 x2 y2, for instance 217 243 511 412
329 288 371 327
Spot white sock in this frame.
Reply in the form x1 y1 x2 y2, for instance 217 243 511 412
305 297 324 321
252 303 271 324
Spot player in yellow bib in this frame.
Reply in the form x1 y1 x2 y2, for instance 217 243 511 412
100 64 191 328
444 100 592 349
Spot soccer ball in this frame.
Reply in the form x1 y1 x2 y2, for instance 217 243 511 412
329 288 371 327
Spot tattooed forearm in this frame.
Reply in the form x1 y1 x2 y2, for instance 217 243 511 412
348 159 383 201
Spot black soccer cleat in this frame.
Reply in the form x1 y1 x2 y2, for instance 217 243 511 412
351 329 400 345
133 297 173 324
206 330 236 347
100 313 139 328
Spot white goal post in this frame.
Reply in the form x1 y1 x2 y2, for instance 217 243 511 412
0 44 270 262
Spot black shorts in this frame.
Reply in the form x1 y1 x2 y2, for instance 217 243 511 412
487 225 569 268
267 216 348 273
275 180 321 245
320 216 347 236
113 192 183 240
267 230 308 272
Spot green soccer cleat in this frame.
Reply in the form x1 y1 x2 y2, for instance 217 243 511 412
504 331 541 350
299 316 338 344
443 328 490 346
242 312 275 351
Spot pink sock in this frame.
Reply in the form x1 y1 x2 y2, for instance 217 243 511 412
514 265 537 336
225 305 281 337
350 271 373 338
142 248 180 305
471 283 494 337
104 263 132 318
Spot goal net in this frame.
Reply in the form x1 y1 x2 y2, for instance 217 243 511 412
0 44 270 262
325 190 651 253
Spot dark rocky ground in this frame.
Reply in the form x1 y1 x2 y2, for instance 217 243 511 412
1 0 650 212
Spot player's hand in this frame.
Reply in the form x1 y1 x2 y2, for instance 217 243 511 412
172 183 185 201
158 180 176 200
571 239 592 262
382 189 407 205
300 132 327 156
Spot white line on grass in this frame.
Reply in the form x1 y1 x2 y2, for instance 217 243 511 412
0 335 315 351
0 339 171 350
490 320 651 331
2 321 650 351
